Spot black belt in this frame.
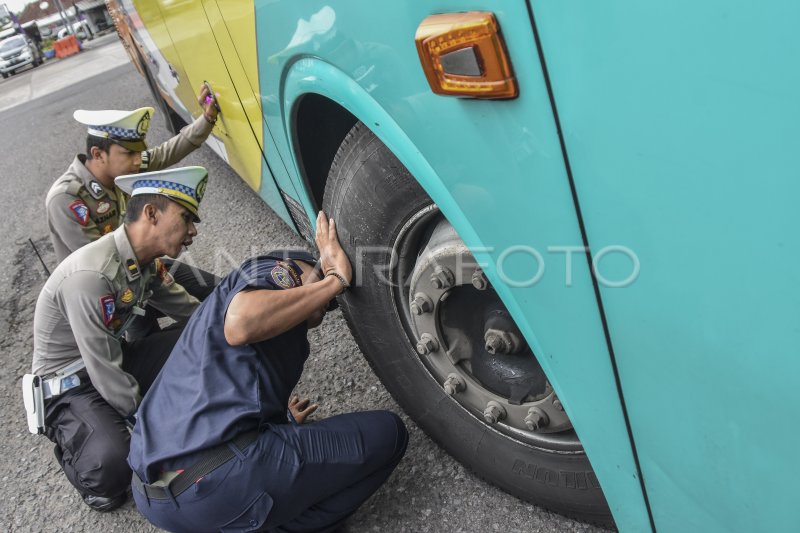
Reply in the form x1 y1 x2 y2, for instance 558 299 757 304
132 430 259 501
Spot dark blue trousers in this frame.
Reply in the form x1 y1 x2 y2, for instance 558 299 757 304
133 410 408 533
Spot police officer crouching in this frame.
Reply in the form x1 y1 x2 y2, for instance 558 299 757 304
46 85 219 301
128 212 409 533
26 166 209 512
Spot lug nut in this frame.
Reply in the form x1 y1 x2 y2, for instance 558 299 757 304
430 266 455 290
483 401 506 424
443 373 466 396
471 269 488 290
410 293 433 315
415 333 439 355
552 397 564 411
524 407 549 431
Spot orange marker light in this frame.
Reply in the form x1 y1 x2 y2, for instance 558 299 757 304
416 12 518 99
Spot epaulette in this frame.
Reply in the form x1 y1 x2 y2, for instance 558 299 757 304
65 178 84 196
96 244 123 278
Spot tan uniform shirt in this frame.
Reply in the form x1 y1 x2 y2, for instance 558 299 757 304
46 116 213 262
32 226 199 416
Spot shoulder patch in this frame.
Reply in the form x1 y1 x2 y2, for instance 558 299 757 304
88 180 106 199
271 261 301 289
99 295 115 327
68 200 90 226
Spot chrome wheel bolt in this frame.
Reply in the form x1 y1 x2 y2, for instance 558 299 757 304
524 407 549 431
415 333 439 355
471 269 488 290
443 373 466 396
430 266 455 290
410 293 433 315
483 401 506 424
552 397 564 411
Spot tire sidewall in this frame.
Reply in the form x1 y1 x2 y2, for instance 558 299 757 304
323 123 612 524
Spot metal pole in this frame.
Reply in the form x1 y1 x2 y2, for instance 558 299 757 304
53 0 73 36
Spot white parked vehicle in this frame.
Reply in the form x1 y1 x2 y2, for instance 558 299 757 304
56 21 93 41
0 35 43 79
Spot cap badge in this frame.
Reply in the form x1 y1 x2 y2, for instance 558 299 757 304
136 110 151 136
196 177 207 202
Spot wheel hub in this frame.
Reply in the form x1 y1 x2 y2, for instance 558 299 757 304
405 218 573 437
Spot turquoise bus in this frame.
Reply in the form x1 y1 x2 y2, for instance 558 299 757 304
109 1 800 530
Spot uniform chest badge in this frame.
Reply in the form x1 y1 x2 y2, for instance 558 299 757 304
99 295 115 327
120 288 134 304
271 262 300 289
97 201 111 214
102 223 113 235
88 180 106 198
68 200 90 226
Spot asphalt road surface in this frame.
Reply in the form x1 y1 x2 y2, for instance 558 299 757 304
0 38 609 533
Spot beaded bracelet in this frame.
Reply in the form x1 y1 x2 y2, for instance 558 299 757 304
325 271 350 293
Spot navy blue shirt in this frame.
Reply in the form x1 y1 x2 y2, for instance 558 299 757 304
129 256 308 483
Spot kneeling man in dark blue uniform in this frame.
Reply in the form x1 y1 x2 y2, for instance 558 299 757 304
128 212 408 533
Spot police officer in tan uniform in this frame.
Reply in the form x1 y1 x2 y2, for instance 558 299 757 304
45 85 219 299
31 166 209 512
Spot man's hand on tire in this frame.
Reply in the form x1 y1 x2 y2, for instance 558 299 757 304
315 211 352 285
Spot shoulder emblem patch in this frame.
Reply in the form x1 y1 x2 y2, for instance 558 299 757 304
271 261 301 289
68 200 90 226
120 288 134 304
99 295 115 327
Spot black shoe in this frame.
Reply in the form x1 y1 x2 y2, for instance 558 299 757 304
82 492 127 512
